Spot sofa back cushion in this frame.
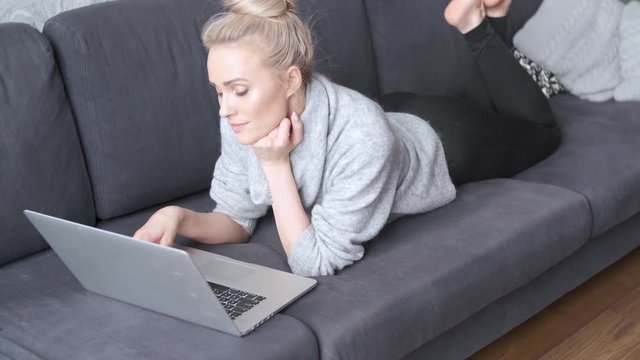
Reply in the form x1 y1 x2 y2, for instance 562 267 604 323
197 0 380 98
298 0 379 98
0 23 95 265
365 0 543 101
44 0 220 220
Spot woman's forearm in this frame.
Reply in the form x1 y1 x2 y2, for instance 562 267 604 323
261 161 310 256
176 207 250 244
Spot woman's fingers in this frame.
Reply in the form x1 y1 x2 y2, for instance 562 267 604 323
291 112 304 146
134 225 174 246
277 117 292 144
133 227 161 243
252 114 303 164
132 229 148 241
132 207 182 246
159 230 176 246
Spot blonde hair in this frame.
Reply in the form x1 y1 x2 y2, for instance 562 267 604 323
202 0 314 86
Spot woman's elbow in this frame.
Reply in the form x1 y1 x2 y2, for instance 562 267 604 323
288 255 353 277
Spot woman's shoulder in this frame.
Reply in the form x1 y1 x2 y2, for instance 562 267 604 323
314 74 389 132
316 75 380 111
310 75 398 159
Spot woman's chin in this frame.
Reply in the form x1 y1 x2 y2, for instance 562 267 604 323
233 132 259 146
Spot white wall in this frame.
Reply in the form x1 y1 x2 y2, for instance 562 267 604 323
0 0 113 30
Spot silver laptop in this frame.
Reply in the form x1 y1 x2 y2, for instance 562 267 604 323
24 210 316 336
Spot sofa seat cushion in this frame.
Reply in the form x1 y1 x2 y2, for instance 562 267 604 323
283 179 591 360
516 94 640 237
0 250 318 360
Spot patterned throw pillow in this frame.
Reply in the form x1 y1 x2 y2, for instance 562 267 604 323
512 48 566 98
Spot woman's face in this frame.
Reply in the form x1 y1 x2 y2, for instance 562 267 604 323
207 39 290 145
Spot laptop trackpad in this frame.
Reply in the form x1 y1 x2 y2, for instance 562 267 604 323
199 258 257 283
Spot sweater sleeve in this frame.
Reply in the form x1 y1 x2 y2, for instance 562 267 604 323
210 121 268 235
287 132 402 276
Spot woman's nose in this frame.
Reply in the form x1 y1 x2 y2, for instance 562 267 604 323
218 97 232 118
219 105 229 118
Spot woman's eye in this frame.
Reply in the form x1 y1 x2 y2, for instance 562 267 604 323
235 89 248 97
216 92 223 98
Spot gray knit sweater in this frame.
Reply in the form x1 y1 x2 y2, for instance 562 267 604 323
210 75 456 276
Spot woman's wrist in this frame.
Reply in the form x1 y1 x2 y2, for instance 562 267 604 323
164 205 186 232
259 158 309 256
260 158 292 176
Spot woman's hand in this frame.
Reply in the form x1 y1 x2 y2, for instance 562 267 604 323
133 206 184 246
252 112 303 166
250 112 310 257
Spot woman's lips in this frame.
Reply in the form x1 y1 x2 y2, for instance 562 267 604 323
230 122 248 132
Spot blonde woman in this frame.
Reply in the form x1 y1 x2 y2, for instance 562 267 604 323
134 0 560 276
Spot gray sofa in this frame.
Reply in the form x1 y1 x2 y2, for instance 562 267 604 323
1 0 639 359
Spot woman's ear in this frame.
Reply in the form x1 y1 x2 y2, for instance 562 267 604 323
285 66 303 97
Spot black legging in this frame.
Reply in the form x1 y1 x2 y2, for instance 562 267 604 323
379 17 561 186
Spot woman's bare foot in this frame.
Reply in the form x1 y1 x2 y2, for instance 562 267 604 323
444 0 486 34
483 0 511 18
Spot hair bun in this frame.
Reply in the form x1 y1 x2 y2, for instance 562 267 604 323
224 0 296 18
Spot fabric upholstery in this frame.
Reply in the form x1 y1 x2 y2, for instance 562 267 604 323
0 251 318 360
43 0 220 220
297 0 379 98
2 1 638 359
284 179 591 360
0 23 94 266
516 95 640 236
365 0 481 100
364 0 542 104
406 211 640 360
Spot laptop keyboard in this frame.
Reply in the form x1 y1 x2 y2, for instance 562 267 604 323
208 282 267 320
